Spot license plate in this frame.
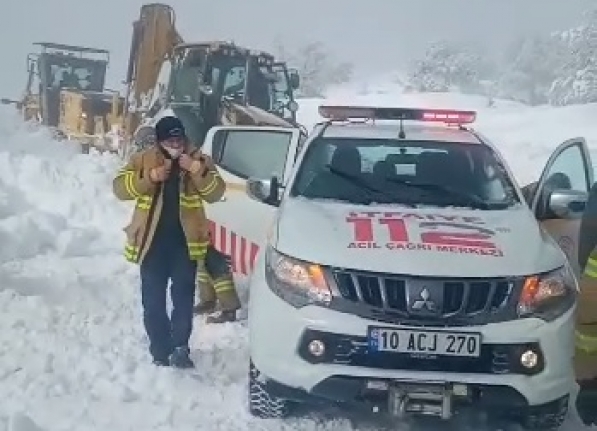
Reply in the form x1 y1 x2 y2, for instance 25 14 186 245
368 327 481 357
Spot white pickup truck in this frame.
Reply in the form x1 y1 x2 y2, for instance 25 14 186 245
200 105 593 429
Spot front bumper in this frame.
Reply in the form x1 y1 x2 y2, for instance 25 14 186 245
248 259 576 408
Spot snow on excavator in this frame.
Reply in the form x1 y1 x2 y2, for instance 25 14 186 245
122 3 303 155
1 42 124 153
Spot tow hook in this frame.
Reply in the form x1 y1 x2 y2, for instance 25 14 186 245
388 382 454 420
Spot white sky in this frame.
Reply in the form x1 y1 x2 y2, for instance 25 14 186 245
0 0 594 98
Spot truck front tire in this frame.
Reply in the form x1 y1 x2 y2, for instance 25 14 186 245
248 360 292 419
517 395 568 430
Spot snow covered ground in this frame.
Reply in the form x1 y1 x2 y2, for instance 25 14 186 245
0 86 596 431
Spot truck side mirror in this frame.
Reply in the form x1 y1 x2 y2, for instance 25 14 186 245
548 189 587 219
288 69 300 90
247 176 281 206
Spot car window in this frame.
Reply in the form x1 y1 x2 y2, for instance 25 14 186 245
290 137 519 209
219 130 292 180
542 144 589 193
532 141 591 218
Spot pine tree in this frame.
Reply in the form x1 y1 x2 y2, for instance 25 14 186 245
549 9 597 105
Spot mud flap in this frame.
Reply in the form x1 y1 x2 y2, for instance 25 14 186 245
388 382 454 420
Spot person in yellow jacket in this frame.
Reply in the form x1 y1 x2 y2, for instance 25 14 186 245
134 123 241 324
575 182 597 425
112 116 224 368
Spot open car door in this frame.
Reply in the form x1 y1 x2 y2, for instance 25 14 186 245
201 125 302 276
529 137 593 278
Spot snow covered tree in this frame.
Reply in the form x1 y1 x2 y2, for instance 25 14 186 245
549 9 597 105
274 41 353 98
408 41 490 94
496 35 567 105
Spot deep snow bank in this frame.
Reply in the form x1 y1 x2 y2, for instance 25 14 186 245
0 106 365 430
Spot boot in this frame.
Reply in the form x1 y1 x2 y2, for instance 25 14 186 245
169 346 194 369
152 358 170 367
206 309 237 324
193 300 216 315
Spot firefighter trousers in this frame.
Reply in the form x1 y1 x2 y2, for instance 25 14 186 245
140 243 197 362
196 246 241 311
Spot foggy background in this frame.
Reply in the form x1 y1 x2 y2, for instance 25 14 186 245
1 0 594 99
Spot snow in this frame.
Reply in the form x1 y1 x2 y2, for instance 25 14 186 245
0 84 596 430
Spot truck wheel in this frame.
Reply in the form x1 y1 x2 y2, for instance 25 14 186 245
248 360 291 418
576 382 597 426
518 396 568 430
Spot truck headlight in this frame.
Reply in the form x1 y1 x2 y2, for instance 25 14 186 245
265 247 332 308
517 266 577 321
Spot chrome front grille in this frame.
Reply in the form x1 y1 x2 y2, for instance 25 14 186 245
331 269 520 326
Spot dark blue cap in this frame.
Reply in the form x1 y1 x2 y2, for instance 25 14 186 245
155 116 186 142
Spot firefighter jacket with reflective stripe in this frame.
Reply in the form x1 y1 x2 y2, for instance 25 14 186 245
576 250 597 354
112 146 225 264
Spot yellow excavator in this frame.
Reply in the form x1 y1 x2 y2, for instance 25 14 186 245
122 3 303 154
1 42 124 153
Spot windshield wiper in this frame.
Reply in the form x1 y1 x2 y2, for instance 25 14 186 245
325 164 384 195
384 178 491 209
324 164 414 206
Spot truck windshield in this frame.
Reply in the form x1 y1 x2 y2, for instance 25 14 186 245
290 137 520 210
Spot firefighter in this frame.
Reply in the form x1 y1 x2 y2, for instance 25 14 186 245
112 115 225 368
193 245 241 323
575 181 597 425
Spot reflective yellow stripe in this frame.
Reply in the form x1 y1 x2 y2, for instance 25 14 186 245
180 193 202 209
188 241 209 259
124 243 140 263
197 272 211 283
576 330 597 353
213 279 234 293
136 202 151 210
199 174 219 196
134 195 153 211
584 256 597 278
121 172 142 199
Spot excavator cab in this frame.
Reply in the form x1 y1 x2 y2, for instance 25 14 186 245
166 42 300 145
271 62 300 123
4 42 108 127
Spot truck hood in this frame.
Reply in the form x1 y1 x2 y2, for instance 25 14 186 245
273 198 565 278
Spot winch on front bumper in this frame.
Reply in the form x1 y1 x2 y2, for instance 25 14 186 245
262 371 569 425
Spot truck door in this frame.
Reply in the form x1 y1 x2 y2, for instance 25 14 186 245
201 125 302 275
530 137 593 278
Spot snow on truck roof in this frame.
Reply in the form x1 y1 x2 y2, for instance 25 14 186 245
317 105 482 144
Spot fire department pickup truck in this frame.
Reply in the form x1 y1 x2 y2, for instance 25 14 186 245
200 105 593 429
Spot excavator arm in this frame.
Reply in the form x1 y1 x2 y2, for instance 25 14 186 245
123 3 182 139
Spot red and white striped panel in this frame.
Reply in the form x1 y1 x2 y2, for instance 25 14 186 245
208 220 260 276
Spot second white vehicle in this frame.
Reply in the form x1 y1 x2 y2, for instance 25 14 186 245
201 105 592 429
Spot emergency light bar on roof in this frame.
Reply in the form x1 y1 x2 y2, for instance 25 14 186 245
318 105 477 125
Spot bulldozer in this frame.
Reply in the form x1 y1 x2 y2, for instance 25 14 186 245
1 42 124 153
123 3 303 154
